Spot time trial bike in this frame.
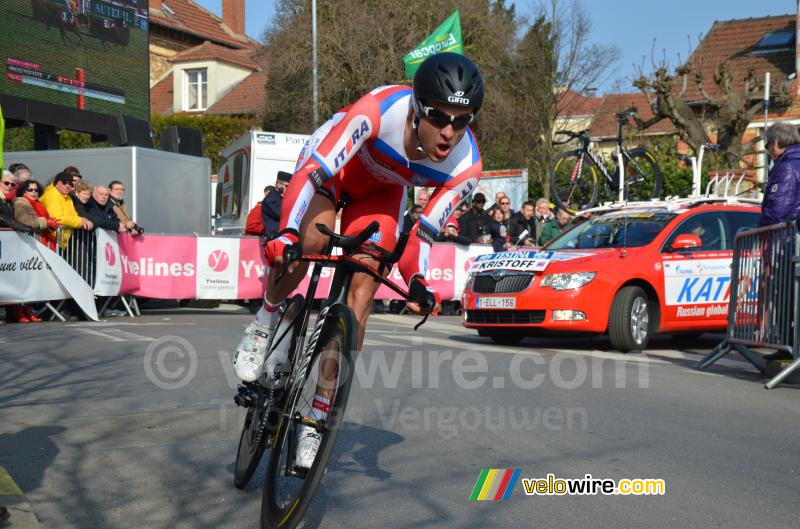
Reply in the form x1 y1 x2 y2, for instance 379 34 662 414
232 221 430 529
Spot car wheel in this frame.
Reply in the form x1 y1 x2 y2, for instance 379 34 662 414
487 332 525 346
609 286 651 352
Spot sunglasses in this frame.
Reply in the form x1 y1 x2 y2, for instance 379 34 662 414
420 105 474 131
26 187 40 193
500 201 510 205
1 181 13 187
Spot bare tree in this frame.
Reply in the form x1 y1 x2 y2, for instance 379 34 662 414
633 47 791 168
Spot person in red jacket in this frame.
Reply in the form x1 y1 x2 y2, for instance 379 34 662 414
244 186 277 236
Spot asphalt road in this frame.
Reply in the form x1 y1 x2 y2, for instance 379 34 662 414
1 309 798 529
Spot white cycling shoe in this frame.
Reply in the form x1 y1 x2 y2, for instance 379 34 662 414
233 321 271 382
295 424 322 470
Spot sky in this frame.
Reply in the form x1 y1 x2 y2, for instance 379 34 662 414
194 0 797 93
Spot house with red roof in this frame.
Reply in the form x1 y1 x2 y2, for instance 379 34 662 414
557 11 800 178
148 0 265 119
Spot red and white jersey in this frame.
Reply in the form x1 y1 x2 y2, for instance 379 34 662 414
285 85 482 283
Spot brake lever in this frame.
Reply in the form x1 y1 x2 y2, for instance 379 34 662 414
274 244 301 283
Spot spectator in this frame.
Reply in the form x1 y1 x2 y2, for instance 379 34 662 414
63 166 82 186
508 201 536 246
759 122 800 227
244 186 273 236
108 180 141 237
437 217 470 245
2 169 16 200
72 181 93 218
86 185 126 232
403 204 423 233
416 188 430 209
13 179 59 246
458 202 470 216
1 173 39 324
460 192 491 243
540 209 572 245
497 195 513 221
489 191 506 211
533 198 553 243
9 162 31 184
1 171 33 233
262 171 292 237
489 207 511 252
41 172 92 244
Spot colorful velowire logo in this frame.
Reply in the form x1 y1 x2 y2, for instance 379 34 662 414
207 250 230 272
104 243 116 266
470 469 521 501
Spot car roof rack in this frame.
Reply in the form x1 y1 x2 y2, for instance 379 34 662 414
586 195 761 216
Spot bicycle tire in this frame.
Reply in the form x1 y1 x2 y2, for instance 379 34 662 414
550 150 600 213
621 148 662 202
234 384 272 489
261 304 357 529
233 295 305 489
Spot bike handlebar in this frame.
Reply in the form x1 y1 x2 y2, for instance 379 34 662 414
552 129 589 145
615 107 637 121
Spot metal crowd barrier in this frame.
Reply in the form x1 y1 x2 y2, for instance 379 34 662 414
56 226 96 287
696 220 799 388
53 227 138 319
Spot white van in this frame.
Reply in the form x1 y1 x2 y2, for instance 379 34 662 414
214 131 310 235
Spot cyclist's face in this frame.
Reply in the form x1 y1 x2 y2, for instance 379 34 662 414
417 101 473 162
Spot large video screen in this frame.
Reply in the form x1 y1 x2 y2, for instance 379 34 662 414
0 0 150 122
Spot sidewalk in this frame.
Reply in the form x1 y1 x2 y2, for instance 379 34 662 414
0 467 40 529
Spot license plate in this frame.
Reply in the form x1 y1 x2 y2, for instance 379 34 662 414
477 296 516 309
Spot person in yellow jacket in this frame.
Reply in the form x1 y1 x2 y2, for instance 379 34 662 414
40 172 93 246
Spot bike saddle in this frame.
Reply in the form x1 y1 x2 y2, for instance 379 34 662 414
316 221 380 254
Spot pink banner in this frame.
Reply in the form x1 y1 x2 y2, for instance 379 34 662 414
237 237 270 299
103 234 482 301
117 234 197 299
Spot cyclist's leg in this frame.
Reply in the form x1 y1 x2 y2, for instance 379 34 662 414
312 182 406 403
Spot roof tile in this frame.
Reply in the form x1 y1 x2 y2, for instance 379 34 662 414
207 71 267 116
150 0 256 49
150 73 174 115
682 14 795 102
170 41 259 70
589 93 675 139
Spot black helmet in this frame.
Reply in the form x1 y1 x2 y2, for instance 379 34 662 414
412 52 484 115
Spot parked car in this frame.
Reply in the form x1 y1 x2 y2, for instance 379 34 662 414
461 199 761 351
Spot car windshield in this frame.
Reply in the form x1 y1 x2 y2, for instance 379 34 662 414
546 211 677 250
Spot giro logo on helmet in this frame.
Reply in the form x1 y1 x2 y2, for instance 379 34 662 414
447 96 470 104
454 91 464 96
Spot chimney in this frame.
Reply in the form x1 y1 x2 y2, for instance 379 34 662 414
223 0 245 36
151 0 162 11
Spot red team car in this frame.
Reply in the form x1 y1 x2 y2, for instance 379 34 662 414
461 199 761 351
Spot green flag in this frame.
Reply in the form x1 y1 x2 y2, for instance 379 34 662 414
404 11 464 79
0 104 5 171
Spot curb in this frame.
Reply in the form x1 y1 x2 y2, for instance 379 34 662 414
0 467 41 529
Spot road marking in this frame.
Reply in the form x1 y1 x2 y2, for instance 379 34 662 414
75 328 154 342
65 322 197 327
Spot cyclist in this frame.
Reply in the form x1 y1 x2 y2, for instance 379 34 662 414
233 52 484 469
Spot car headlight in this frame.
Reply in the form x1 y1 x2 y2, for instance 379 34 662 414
540 272 596 290
464 274 475 291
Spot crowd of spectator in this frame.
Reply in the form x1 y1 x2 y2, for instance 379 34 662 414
0 163 142 324
402 187 578 249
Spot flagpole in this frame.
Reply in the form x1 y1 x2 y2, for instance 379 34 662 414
312 0 319 127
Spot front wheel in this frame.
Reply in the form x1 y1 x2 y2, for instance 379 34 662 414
551 150 601 214
261 306 356 529
608 286 653 352
621 148 662 202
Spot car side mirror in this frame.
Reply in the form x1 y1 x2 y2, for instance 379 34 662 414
671 234 701 251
